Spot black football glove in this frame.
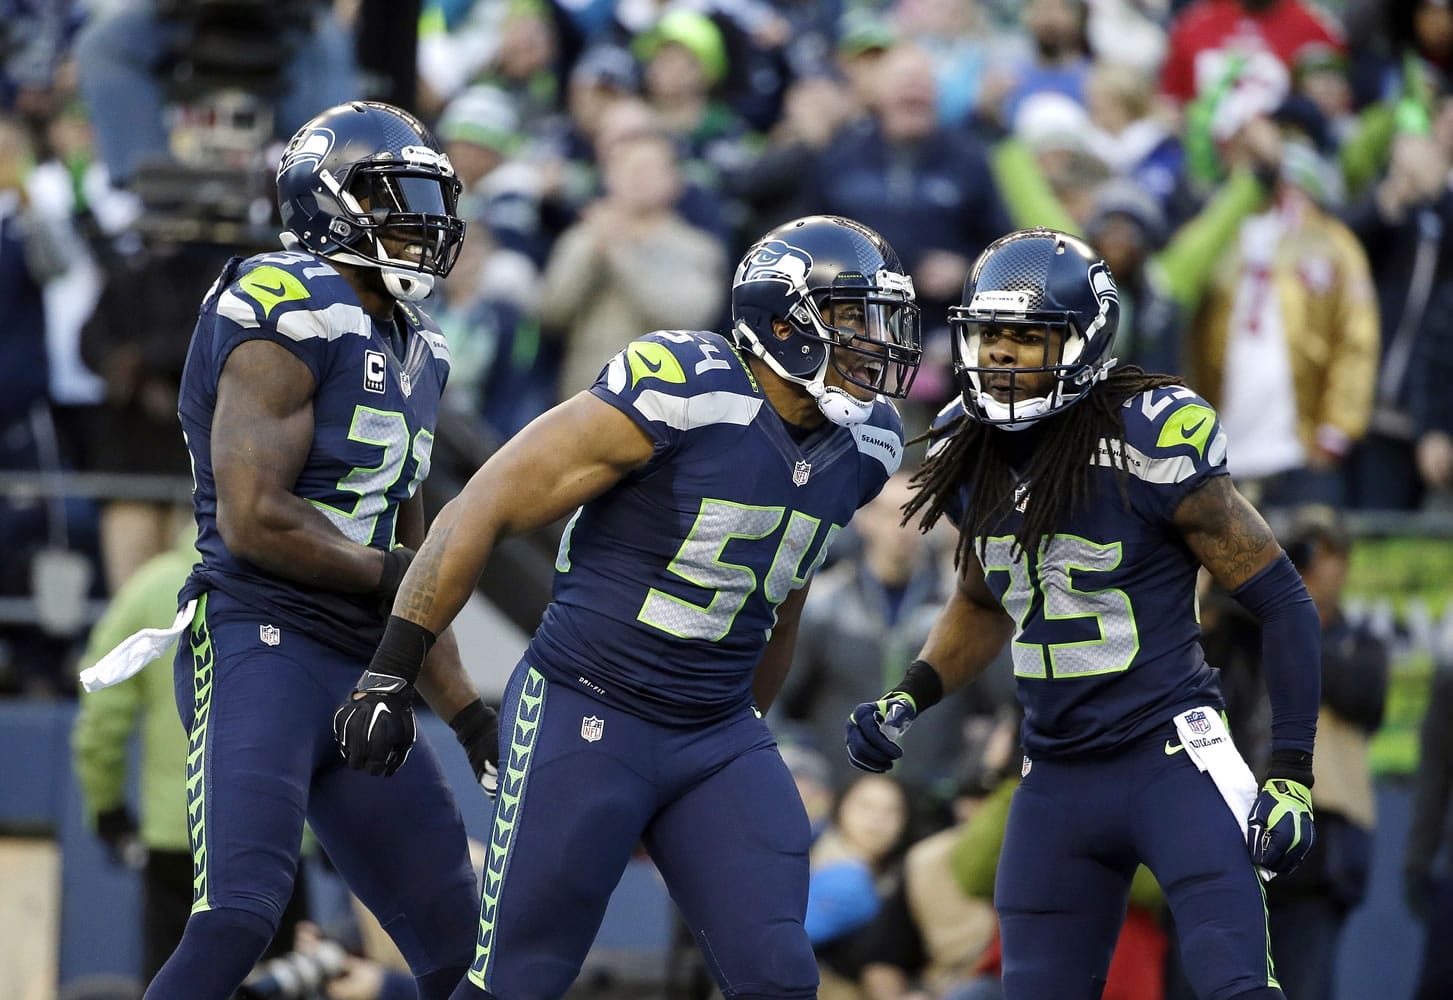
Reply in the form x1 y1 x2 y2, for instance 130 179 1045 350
333 669 418 776
449 698 500 798
95 804 146 868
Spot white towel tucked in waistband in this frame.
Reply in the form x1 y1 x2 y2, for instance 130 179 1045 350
79 599 198 692
1172 705 1274 882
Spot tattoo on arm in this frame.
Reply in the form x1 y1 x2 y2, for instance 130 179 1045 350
397 521 451 623
1174 476 1279 589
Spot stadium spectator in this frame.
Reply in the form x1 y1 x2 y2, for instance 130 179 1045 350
805 42 1012 343
1342 96 1453 510
1082 114 1282 375
808 773 913 1000
538 124 725 398
1405 654 1453 1000
0 110 96 696
72 0 358 186
1160 0 1347 106
990 0 1094 125
632 10 759 232
1186 99 1379 511
78 237 237 595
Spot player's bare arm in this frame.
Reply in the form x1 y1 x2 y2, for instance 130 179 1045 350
394 391 656 635
1171 475 1282 591
212 338 389 591
751 580 812 713
916 549 1015 693
394 487 476 721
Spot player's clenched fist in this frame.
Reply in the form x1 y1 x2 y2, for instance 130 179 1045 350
333 670 418 776
845 694 918 773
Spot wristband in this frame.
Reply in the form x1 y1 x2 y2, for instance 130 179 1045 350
1266 748 1315 788
368 615 437 687
888 659 944 713
375 546 414 603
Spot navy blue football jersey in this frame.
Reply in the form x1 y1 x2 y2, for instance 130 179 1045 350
934 385 1228 756
177 250 450 658
530 330 904 723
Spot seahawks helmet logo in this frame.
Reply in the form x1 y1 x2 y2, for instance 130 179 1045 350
1084 260 1119 339
1088 260 1118 308
278 128 336 177
737 240 813 290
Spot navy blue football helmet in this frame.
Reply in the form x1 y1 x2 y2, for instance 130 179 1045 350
950 228 1119 429
276 101 465 301
732 216 920 425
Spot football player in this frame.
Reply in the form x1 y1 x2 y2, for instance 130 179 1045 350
845 229 1320 999
333 215 922 999
146 101 495 1000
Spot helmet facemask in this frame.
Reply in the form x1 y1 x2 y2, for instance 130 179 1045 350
950 305 1114 431
742 269 921 426
319 159 465 301
799 270 922 399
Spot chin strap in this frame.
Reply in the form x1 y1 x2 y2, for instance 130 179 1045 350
808 381 875 427
380 270 434 302
277 233 436 303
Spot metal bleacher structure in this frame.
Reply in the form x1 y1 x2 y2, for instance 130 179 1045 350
4 394 1453 996
0 407 679 999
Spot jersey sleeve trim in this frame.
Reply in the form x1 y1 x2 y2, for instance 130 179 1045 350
1094 437 1228 485
851 421 903 477
633 388 763 430
217 291 371 345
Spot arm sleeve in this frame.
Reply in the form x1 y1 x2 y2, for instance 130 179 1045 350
1228 554 1321 756
988 138 1080 233
1152 168 1265 310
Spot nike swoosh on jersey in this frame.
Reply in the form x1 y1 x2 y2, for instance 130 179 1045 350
639 355 664 373
1164 739 1186 756
253 281 288 297
367 702 391 741
1180 418 1208 440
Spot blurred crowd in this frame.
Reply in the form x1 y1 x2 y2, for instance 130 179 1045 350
5 0 1453 996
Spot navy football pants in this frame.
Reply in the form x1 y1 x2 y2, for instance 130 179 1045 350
151 591 477 998
453 662 820 1000
997 732 1281 1000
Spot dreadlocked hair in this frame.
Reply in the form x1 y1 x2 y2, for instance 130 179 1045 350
904 367 1186 567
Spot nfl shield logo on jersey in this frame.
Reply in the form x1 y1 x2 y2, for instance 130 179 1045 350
1186 709 1211 735
792 460 811 486
581 716 604 743
259 624 281 646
